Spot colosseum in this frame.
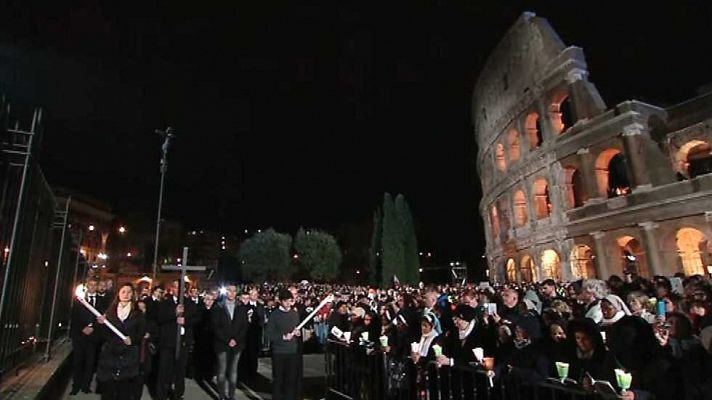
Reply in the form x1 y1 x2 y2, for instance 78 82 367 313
474 12 712 283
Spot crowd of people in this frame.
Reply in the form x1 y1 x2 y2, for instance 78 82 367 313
69 271 712 400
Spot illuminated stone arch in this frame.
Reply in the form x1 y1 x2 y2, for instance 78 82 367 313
564 166 585 208
495 143 507 171
540 249 561 280
570 244 595 279
490 205 500 239
616 235 649 277
506 258 517 282
507 129 521 162
513 190 528 227
520 255 537 283
549 91 574 134
676 140 712 179
595 148 631 198
676 228 709 276
533 178 552 219
525 112 542 149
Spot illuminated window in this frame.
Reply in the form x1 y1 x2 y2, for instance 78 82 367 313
506 259 517 282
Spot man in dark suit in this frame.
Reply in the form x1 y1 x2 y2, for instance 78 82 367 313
70 279 103 395
212 284 248 400
143 285 164 397
238 287 265 383
156 280 200 400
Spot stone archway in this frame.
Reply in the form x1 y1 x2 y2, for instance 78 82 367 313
533 179 552 219
676 140 712 179
525 112 542 149
520 255 537 283
495 143 507 171
564 166 585 208
513 190 528 226
540 249 561 281
676 228 709 276
595 149 631 198
508 129 521 162
490 205 500 239
506 258 517 282
616 236 649 277
550 91 574 134
570 245 595 279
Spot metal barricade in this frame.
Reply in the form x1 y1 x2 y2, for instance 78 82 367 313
0 99 83 382
326 344 614 400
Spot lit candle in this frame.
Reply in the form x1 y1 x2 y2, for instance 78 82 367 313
75 285 127 341
296 294 334 331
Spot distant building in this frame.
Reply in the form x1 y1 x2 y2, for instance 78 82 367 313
474 13 712 282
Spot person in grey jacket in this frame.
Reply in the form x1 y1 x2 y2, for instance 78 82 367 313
266 289 302 400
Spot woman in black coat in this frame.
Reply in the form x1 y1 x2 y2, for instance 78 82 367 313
96 283 146 400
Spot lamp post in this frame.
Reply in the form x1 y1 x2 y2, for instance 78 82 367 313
153 127 174 283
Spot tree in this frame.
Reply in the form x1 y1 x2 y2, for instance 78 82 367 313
396 194 420 284
294 228 342 281
238 228 292 282
381 193 404 286
368 207 383 285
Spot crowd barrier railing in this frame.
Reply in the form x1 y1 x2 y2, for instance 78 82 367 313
325 340 617 400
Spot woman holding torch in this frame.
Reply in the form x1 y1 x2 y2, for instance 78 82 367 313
95 283 146 400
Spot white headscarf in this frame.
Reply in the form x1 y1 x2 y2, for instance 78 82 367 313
601 294 631 325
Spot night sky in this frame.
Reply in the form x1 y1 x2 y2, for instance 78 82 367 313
1 2 711 265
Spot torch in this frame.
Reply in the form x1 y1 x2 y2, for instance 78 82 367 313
295 293 334 331
75 284 127 341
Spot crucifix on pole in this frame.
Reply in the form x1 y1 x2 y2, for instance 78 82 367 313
152 126 174 283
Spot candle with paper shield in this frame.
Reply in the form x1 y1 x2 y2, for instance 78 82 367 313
74 284 127 341
379 335 389 347
472 347 484 363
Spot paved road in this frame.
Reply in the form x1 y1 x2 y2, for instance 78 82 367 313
62 354 326 400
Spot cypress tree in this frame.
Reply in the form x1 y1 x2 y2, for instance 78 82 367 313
368 207 383 285
396 195 420 284
381 193 403 286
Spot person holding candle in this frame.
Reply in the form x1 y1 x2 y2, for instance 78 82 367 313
265 289 302 400
94 283 146 400
411 313 442 399
437 305 496 400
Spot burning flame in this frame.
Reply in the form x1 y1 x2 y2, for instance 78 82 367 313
75 284 86 298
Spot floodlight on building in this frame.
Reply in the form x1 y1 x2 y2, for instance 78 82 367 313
98 253 108 260
88 225 96 231
118 226 126 234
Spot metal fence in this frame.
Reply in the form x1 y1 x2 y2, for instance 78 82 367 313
325 340 617 400
0 97 83 382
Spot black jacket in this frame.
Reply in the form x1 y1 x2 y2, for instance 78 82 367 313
70 295 109 342
212 300 249 352
96 306 145 382
157 296 200 348
443 321 497 366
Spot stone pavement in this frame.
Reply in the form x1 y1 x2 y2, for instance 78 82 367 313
61 354 326 400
